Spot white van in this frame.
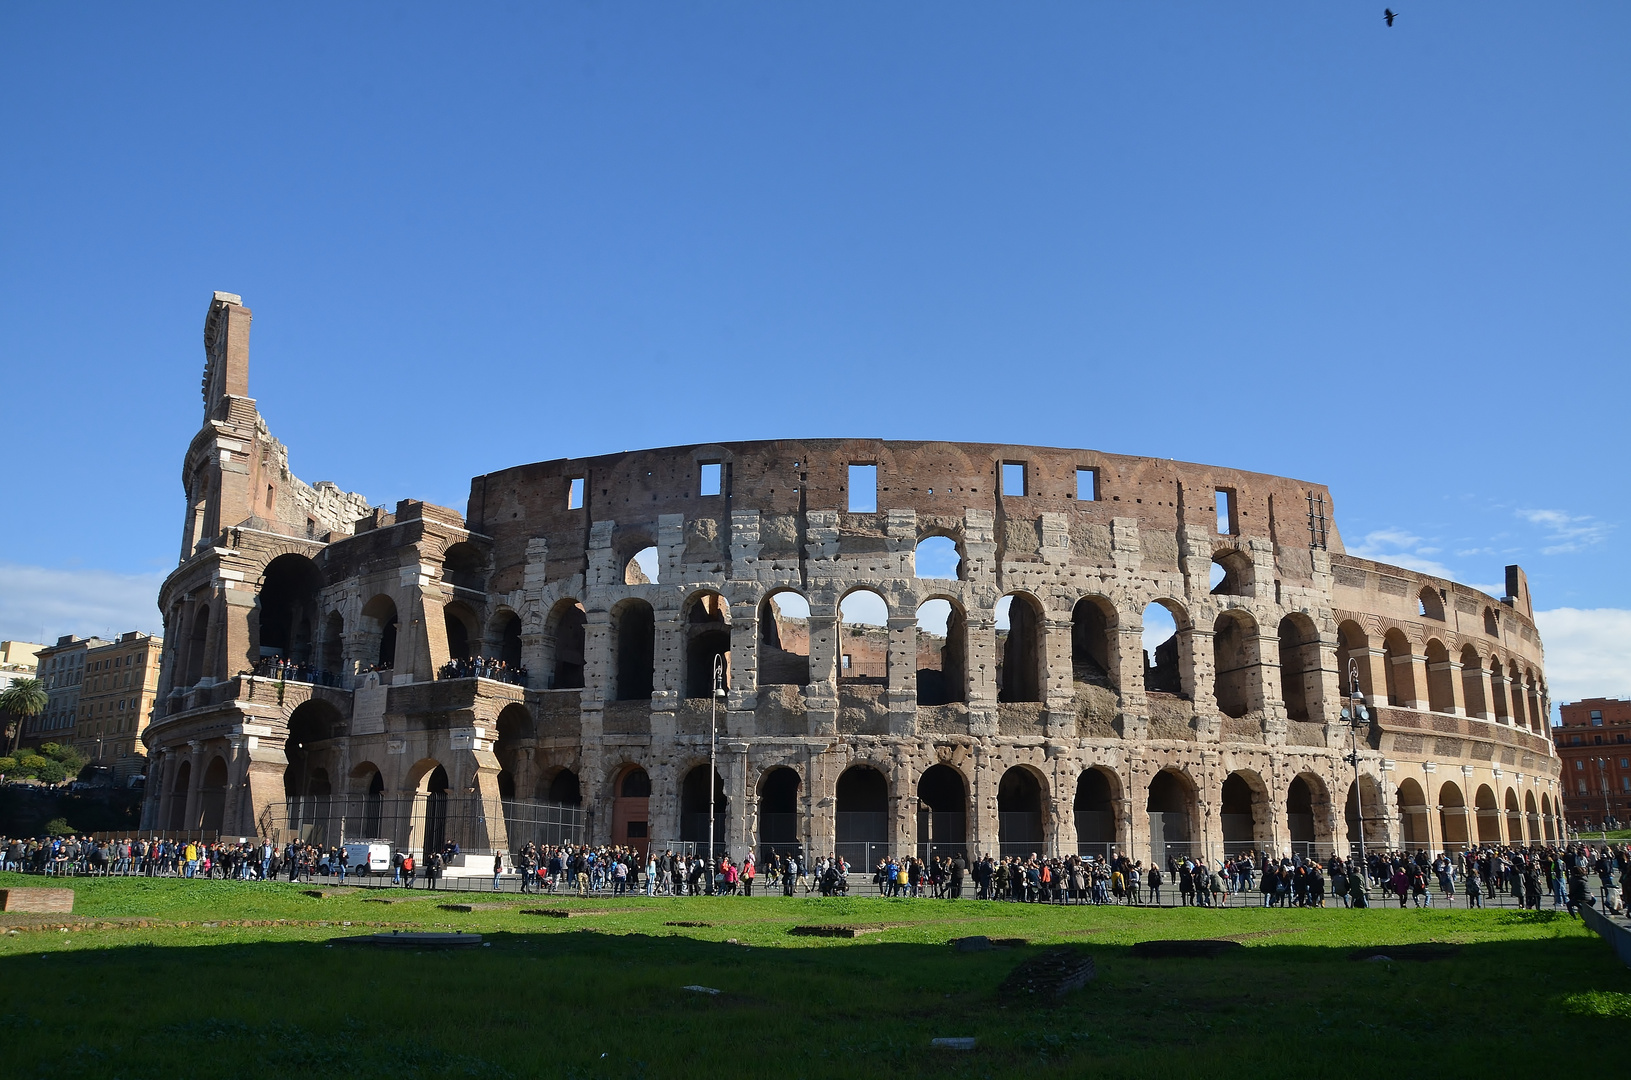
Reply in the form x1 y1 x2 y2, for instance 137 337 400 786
343 841 392 876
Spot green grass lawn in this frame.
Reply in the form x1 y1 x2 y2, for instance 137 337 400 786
1 874 1627 1079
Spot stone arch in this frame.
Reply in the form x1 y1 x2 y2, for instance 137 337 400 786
757 765 801 854
1288 772 1332 854
1507 661 1527 729
360 594 399 671
283 698 343 799
1525 789 1541 842
1210 548 1254 596
1483 606 1500 636
1382 628 1415 708
1147 767 1198 863
1343 773 1387 852
1488 654 1511 722
1141 599 1190 698
759 590 811 687
493 702 534 800
257 553 324 665
1334 620 1372 701
1525 671 1543 733
440 541 487 593
1073 766 1121 854
914 533 965 580
197 755 229 834
611 763 652 854
837 587 889 684
1276 613 1321 722
486 607 523 669
1474 783 1500 844
834 763 890 865
319 610 344 675
915 597 966 705
625 545 660 585
917 763 968 861
1071 595 1116 689
544 598 587 690
443 600 480 663
1418 586 1445 621
1541 793 1556 841
1396 777 1429 849
167 759 191 831
997 765 1048 856
996 592 1045 703
415 762 452 856
184 602 212 685
1423 639 1455 713
611 598 656 701
350 761 385 838
1504 788 1524 844
680 763 728 856
1459 644 1487 718
684 590 731 699
1438 780 1469 849
1221 770 1271 854
1212 609 1262 719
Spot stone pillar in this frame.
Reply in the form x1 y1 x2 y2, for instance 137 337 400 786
805 598 839 736
970 743 999 858
1043 615 1076 737
181 740 205 831
1436 658 1466 716
886 615 917 736
966 606 998 737
889 752 915 858
1396 652 1428 710
808 745 836 859
724 741 750 859
1183 625 1215 737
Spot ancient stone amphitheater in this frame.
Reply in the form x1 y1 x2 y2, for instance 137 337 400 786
142 293 1563 867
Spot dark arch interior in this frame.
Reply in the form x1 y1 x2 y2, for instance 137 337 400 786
615 602 656 700
918 764 966 813
997 767 1043 853
1071 599 1112 685
548 768 582 805
258 554 324 664
1287 775 1315 843
998 597 1042 703
686 594 730 699
444 606 473 661
494 612 523 667
1147 769 1193 852
1221 773 1256 847
1074 769 1115 844
680 765 728 854
758 767 800 848
836 766 888 813
550 603 587 689
620 767 652 798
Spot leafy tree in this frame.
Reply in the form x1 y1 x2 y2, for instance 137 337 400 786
0 756 16 773
16 754 48 778
0 678 48 756
43 816 75 836
36 760 68 785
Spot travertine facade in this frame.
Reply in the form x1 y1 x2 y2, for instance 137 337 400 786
142 294 1564 860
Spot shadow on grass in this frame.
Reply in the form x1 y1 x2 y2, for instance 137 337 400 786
0 928 1627 1080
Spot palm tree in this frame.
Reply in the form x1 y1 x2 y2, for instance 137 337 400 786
0 678 48 756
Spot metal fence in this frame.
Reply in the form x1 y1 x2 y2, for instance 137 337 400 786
266 792 584 855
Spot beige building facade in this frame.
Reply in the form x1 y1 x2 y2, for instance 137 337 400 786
30 635 107 742
76 632 163 779
141 293 1562 860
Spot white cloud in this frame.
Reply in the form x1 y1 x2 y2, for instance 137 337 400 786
0 563 165 645
1348 529 1457 579
1533 608 1631 710
1517 509 1611 555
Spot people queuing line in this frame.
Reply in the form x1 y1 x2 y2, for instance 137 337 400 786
436 655 529 685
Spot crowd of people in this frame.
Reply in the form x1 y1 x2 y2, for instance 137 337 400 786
248 657 343 687
436 655 529 685
4 832 1625 917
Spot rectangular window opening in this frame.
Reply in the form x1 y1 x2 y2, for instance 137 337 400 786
700 462 722 497
1216 488 1238 535
1076 468 1098 501
1001 462 1026 497
567 477 585 510
848 464 877 512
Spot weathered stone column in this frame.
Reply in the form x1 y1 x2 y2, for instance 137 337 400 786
886 615 917 736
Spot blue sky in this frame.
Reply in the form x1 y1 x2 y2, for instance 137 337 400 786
1 4 1627 707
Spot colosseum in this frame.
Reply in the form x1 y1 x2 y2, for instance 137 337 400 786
141 293 1564 870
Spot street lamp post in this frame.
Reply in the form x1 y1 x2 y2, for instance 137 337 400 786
1597 757 1612 841
707 653 725 892
1340 660 1372 870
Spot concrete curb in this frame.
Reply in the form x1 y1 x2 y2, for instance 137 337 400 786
1579 902 1631 968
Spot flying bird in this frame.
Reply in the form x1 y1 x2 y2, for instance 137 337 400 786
1384 8 1397 25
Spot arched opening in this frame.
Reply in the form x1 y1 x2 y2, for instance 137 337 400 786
1210 549 1253 596
1396 777 1428 849
546 768 582 806
758 591 811 686
319 611 344 675
1287 774 1319 853
184 603 211 685
1483 606 1500 636
838 589 888 683
612 599 656 701
441 542 487 593
1277 614 1321 722
996 593 1044 703
1212 610 1261 719
1541 794 1556 842
625 545 660 585
834 764 889 867
489 609 523 669
1334 621 1372 702
680 764 727 858
1504 788 1524 844
917 764 968 861
612 764 652 856
282 699 341 799
493 702 534 801
1382 629 1415 707
1147 768 1196 864
1417 586 1445 621
1424 640 1455 713
257 554 324 665
1525 673 1543 733
1141 601 1186 697
914 534 963 580
757 766 801 856
685 591 731 699
1488 655 1510 722
915 599 966 706
1525 790 1541 843
1074 768 1118 855
420 764 450 857
1221 772 1263 855
546 599 587 690
997 766 1045 856
1507 661 1527 729
1343 774 1387 853
1071 596 1115 689
1459 645 1487 718
443 601 478 664
1438 781 1469 849
1474 784 1500 844
197 756 228 834
360 595 399 671
351 762 384 838
167 759 191 831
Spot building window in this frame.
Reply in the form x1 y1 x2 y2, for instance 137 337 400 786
1578 780 1588 794
1591 710 1603 726
1000 462 1026 497
1216 488 1238 535
1576 760 1584 771
567 477 585 510
700 462 723 497
847 464 877 512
